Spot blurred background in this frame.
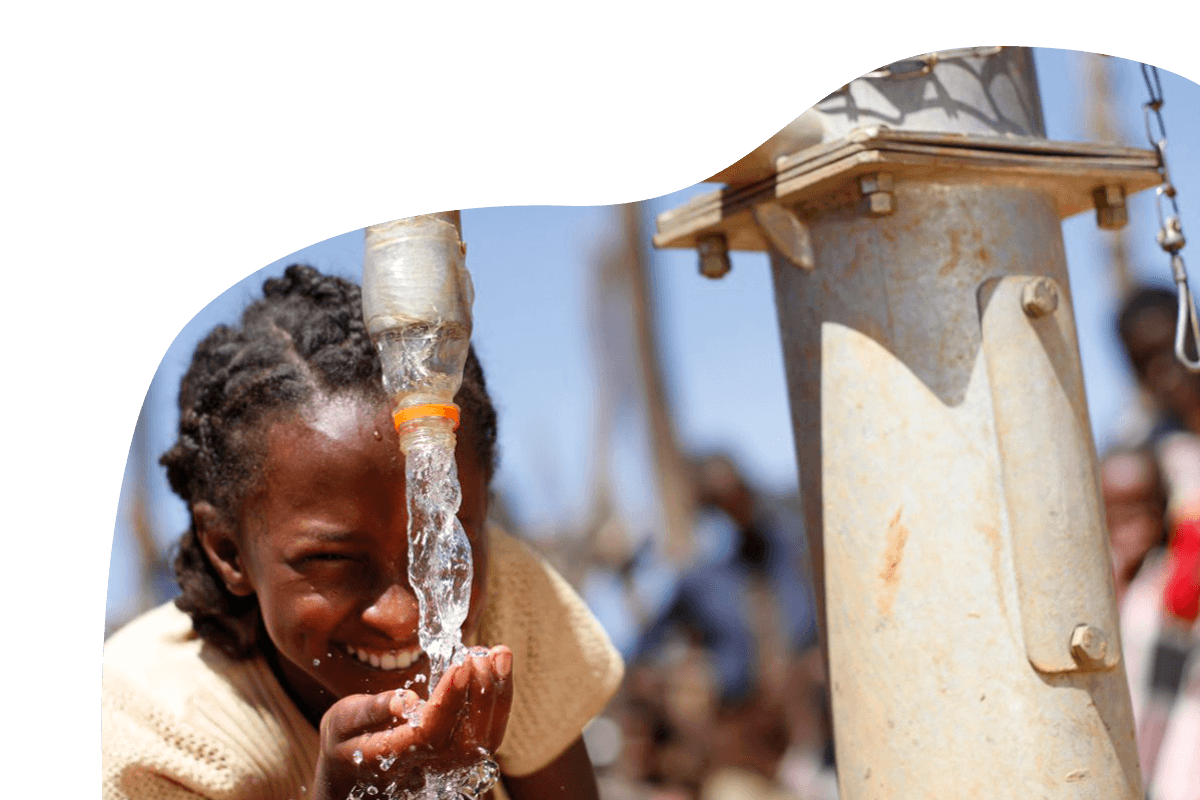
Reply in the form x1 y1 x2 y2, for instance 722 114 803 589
105 48 1200 800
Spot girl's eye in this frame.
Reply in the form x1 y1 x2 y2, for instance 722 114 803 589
293 552 360 568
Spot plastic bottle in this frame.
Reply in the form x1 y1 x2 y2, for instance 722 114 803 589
362 212 474 439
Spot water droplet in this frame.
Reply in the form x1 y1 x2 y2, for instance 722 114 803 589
312 658 320 667
377 753 396 771
366 787 378 796
300 786 306 794
414 673 426 684
352 749 364 766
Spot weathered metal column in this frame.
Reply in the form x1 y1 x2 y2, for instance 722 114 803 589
656 48 1161 799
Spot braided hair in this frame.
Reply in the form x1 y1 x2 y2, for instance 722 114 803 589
161 263 498 659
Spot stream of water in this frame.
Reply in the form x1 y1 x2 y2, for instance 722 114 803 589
372 418 498 800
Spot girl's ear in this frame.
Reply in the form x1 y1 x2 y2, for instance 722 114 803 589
194 501 255 597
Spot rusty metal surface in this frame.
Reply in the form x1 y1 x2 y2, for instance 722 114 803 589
768 181 1141 799
654 46 1144 800
980 275 1122 675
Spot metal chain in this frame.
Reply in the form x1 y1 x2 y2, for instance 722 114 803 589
1141 63 1200 370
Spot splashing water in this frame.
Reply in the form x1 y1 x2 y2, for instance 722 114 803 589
402 422 473 689
382 418 496 800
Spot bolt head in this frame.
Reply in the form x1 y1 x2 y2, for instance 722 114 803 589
1094 184 1126 207
1021 278 1059 318
1093 185 1128 231
697 233 731 279
866 192 894 217
1096 205 1128 231
1070 624 1109 667
859 172 894 195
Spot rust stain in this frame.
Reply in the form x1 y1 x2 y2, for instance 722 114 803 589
980 523 1009 622
938 230 961 277
845 237 865 280
975 245 991 265
878 507 909 615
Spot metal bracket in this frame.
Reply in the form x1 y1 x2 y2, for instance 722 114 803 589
654 128 1159 253
979 275 1120 674
751 201 815 270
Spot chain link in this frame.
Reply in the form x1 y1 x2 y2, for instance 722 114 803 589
1141 63 1200 370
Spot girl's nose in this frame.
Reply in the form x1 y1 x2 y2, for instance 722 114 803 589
361 583 420 641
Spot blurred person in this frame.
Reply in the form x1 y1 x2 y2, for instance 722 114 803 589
1113 287 1200 799
1102 448 1168 605
631 454 818 710
1118 286 1200 440
625 454 827 800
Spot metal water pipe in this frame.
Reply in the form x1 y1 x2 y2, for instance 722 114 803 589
656 48 1161 799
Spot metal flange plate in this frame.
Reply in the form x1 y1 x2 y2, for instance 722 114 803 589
654 126 1161 252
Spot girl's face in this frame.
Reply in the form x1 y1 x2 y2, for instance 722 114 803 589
232 392 490 719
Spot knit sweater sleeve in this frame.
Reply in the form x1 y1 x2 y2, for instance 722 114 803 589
476 527 625 777
101 604 319 800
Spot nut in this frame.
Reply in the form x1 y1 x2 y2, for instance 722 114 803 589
1070 624 1109 668
859 172 894 195
1093 184 1127 231
866 192 894 216
697 233 731 279
1021 277 1059 318
858 172 895 217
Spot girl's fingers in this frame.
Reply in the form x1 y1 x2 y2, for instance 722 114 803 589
322 691 406 743
420 663 473 749
486 646 514 753
458 653 497 746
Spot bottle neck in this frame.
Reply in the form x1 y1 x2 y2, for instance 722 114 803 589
397 414 457 456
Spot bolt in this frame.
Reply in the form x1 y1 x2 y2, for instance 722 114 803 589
859 172 895 217
867 192 894 216
1021 277 1059 318
697 233 731 279
1093 184 1127 231
859 172 894 195
1070 624 1109 668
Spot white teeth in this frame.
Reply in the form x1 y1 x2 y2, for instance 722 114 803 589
346 645 422 671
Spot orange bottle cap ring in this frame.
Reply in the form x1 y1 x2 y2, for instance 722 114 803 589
393 403 460 431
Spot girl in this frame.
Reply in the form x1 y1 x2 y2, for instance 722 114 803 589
102 264 624 800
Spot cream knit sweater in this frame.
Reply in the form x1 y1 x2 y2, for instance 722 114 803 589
102 527 624 800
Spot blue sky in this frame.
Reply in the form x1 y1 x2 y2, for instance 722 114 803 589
105 48 1200 628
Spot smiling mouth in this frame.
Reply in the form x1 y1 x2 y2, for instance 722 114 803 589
344 644 424 671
